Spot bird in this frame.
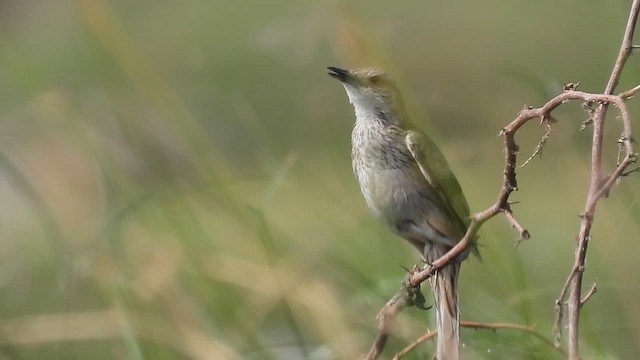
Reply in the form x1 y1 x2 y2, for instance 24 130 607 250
326 66 474 360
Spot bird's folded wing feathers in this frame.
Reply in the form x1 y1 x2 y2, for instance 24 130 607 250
405 130 471 234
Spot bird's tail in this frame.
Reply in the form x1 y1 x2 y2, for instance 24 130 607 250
429 262 460 360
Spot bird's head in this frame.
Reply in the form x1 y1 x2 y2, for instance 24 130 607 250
326 66 406 122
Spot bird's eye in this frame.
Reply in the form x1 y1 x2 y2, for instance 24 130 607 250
369 75 381 84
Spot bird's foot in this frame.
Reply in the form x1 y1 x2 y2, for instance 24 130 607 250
406 284 431 310
401 265 432 310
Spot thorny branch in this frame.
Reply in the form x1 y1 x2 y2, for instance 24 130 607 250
362 1 639 358
363 89 637 360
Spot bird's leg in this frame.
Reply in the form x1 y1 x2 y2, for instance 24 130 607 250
401 264 432 310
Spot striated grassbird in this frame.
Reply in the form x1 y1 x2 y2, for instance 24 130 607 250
327 66 475 360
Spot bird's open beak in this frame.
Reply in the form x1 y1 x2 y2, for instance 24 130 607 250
326 66 351 83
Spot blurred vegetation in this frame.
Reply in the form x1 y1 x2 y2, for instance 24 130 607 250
0 0 639 359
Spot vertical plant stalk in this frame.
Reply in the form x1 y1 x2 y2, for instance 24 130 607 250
556 1 640 359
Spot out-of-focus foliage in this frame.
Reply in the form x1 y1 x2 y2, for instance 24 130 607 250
0 0 639 359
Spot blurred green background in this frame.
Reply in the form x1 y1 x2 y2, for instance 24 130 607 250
1 0 639 359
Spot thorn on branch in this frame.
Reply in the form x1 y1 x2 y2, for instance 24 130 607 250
618 135 630 144
617 135 636 148
616 137 633 167
619 84 640 99
579 283 598 307
505 183 519 192
563 82 580 91
577 212 593 222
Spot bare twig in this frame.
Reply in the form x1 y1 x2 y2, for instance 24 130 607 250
520 118 553 168
392 330 437 360
392 321 565 360
504 207 530 244
620 84 640 100
579 283 598 307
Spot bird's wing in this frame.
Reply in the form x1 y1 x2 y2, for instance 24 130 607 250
405 130 470 234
